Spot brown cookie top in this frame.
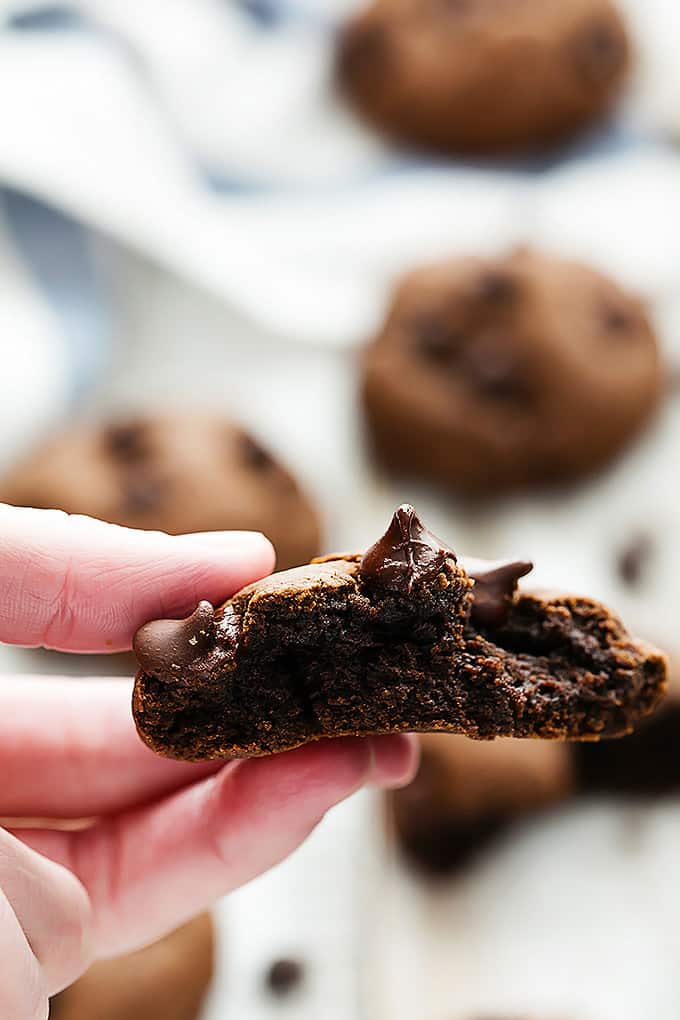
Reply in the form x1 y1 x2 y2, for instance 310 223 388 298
363 249 662 492
0 413 321 570
338 0 630 153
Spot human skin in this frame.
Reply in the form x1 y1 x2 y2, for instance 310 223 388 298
0 505 418 1020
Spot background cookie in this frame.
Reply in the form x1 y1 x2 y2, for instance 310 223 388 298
363 248 662 493
337 0 631 154
0 413 321 571
50 913 214 1020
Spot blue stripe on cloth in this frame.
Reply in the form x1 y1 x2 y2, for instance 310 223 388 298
2 189 110 401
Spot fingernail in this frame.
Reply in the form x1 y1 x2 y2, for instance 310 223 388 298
179 531 275 560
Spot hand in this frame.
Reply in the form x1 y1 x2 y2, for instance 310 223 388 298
0 505 418 1019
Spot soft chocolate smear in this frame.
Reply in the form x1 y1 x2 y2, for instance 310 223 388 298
461 557 533 627
134 601 216 674
360 505 454 593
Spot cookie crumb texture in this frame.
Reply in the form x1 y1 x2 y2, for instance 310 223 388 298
363 249 662 492
337 0 630 153
50 914 214 1020
0 413 320 571
132 506 666 760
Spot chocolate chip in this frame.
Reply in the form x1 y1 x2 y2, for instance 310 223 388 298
461 338 528 402
474 269 518 305
411 317 460 365
240 432 277 472
103 421 150 462
460 556 533 628
265 958 305 997
360 504 454 593
573 20 625 82
617 533 655 587
134 601 216 674
121 474 166 515
603 302 634 335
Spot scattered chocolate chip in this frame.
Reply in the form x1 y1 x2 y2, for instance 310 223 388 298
411 316 459 365
240 432 277 472
617 532 655 587
460 337 528 402
603 301 634 334
573 20 625 82
474 269 518 305
121 474 166 515
103 421 150 461
265 958 305 998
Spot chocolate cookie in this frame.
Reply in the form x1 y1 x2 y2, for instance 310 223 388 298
390 732 574 874
132 505 666 760
337 0 630 154
50 913 214 1020
0 413 320 570
363 249 662 492
392 666 680 875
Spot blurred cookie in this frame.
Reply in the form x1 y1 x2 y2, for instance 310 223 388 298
392 668 680 875
50 913 214 1020
363 249 662 492
337 0 630 154
390 733 574 874
0 414 321 570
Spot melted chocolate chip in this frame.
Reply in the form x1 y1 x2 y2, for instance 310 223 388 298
360 505 454 593
134 601 216 674
121 475 166 515
103 421 149 461
460 557 533 627
265 959 305 997
573 20 624 82
240 432 277 472
603 302 634 335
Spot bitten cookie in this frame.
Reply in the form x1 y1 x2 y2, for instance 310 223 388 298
363 249 662 492
50 913 214 1020
0 413 320 570
337 0 630 154
132 505 666 759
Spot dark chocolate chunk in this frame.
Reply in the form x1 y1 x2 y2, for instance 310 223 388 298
134 601 216 674
359 503 454 593
460 338 527 401
265 959 305 997
412 317 459 365
462 557 534 627
474 269 518 306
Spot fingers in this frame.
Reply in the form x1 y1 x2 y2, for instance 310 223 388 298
0 888 47 1020
0 505 274 652
17 736 409 957
0 829 91 996
0 676 221 818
